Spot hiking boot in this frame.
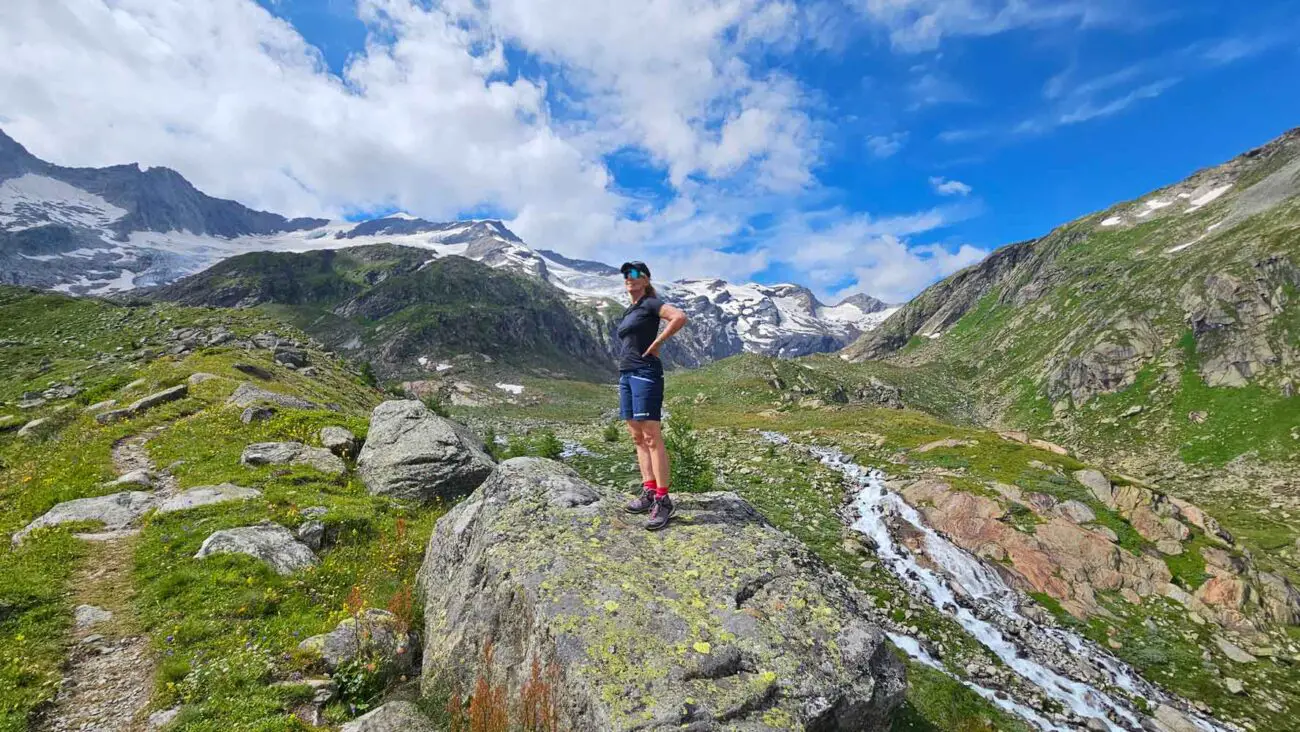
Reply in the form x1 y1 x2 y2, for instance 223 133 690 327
646 494 675 531
625 487 656 514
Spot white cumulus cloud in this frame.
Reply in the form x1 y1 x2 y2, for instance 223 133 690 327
929 176 973 196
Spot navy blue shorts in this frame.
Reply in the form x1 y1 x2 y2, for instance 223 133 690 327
619 367 664 421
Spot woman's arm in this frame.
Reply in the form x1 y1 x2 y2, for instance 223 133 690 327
643 303 688 357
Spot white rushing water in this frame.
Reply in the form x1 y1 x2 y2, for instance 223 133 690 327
761 432 1224 732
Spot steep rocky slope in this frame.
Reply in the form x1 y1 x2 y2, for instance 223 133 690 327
844 127 1300 472
147 245 616 381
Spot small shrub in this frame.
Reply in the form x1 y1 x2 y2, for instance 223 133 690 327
359 362 378 388
665 414 715 493
422 392 450 418
602 421 620 443
535 430 563 460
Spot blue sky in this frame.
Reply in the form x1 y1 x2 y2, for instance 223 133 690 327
3 0 1297 302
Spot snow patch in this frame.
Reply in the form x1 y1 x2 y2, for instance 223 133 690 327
495 383 524 395
0 174 128 231
436 363 453 372
1100 216 1123 227
1188 184 1232 209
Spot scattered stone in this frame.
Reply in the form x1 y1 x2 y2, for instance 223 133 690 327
241 442 346 475
14 491 156 544
96 384 189 425
320 426 358 458
1029 438 1070 456
83 399 118 413
106 469 154 489
227 383 321 410
1225 677 1245 695
339 701 436 732
1120 404 1144 418
1054 500 1096 524
122 378 148 392
1188 410 1208 424
358 401 494 504
273 346 309 368
1153 704 1204 732
299 609 419 676
1156 538 1185 555
241 406 276 424
158 484 262 514
233 363 275 380
297 520 325 551
0 414 18 432
147 707 181 729
301 506 328 519
1215 637 1257 663
913 438 976 453
298 367 319 378
187 372 220 385
16 418 49 438
1073 470 1113 506
194 524 317 575
74 604 113 629
418 458 906 729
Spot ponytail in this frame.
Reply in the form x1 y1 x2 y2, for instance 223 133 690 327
644 282 657 298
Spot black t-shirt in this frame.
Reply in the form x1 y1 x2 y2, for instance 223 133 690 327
617 295 664 372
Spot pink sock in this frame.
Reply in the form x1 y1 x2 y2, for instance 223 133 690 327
655 484 669 498
643 480 657 492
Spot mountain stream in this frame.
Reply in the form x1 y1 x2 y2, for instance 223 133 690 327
759 432 1226 732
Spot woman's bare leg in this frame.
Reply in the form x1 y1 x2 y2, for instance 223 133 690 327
640 421 670 491
626 421 653 485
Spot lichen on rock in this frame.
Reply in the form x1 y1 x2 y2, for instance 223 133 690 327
417 457 905 731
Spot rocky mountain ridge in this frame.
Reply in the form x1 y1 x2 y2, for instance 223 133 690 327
0 128 889 367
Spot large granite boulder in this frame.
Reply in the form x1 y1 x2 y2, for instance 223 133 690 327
13 491 156 544
417 458 905 731
358 401 493 503
194 524 317 575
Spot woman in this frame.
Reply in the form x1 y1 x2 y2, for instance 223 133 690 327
616 261 688 531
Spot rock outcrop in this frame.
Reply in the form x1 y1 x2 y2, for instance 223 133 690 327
157 484 262 514
320 426 359 458
339 701 436 732
897 478 1172 620
13 491 156 544
298 609 418 676
96 384 189 425
358 401 493 503
226 382 321 410
194 524 317 575
241 442 346 475
417 457 906 731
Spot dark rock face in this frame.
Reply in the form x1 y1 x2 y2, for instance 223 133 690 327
417 458 906 731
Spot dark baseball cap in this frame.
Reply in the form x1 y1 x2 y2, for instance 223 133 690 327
620 261 651 278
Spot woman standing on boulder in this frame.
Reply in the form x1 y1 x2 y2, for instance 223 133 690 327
617 261 688 531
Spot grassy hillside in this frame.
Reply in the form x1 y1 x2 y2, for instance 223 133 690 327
845 128 1300 473
0 286 439 730
147 245 616 382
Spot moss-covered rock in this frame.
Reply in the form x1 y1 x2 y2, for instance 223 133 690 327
417 457 905 730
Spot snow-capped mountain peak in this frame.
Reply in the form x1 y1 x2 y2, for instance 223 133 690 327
0 127 893 361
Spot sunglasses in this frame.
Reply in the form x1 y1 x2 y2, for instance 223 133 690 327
624 269 642 279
